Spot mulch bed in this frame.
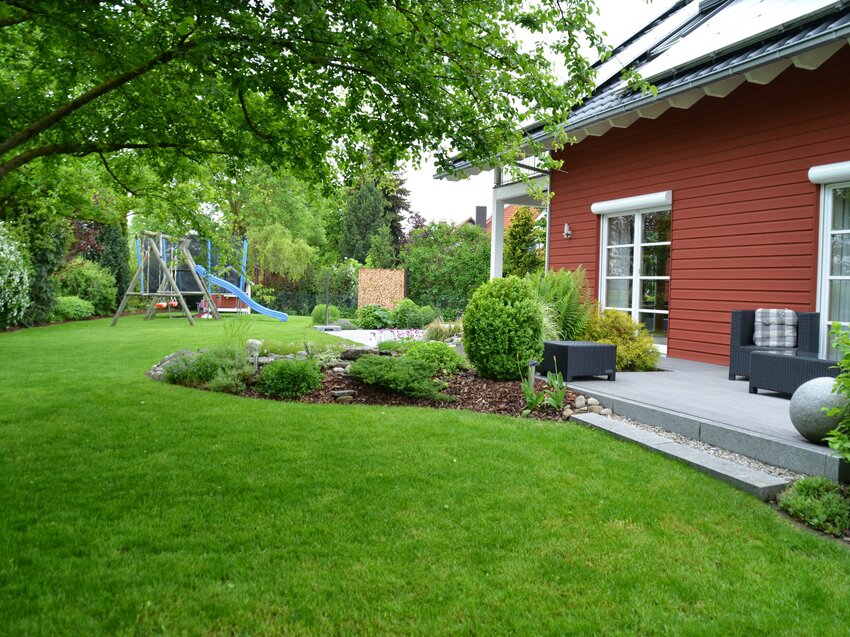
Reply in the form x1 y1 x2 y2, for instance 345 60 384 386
299 369 585 421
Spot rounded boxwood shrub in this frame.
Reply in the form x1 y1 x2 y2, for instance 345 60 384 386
404 340 467 377
257 358 323 399
56 256 117 315
51 296 95 322
462 276 543 380
311 303 341 325
0 221 30 329
581 308 659 371
357 304 392 329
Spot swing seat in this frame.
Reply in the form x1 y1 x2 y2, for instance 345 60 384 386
155 302 167 310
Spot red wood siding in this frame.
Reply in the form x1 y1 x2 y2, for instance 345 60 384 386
549 47 850 365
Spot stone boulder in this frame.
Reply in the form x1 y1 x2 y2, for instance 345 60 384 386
789 377 844 444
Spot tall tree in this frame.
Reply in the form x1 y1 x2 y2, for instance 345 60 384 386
365 224 396 269
0 1 614 215
503 206 544 277
381 175 412 251
340 183 386 263
401 222 490 310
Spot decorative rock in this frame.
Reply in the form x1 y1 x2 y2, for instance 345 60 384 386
574 395 587 409
331 390 356 398
245 339 263 357
600 408 613 416
789 377 843 444
332 367 347 373
574 407 588 414
340 346 379 360
146 349 192 380
589 405 604 414
336 395 354 404
562 408 574 419
257 356 274 366
587 397 600 407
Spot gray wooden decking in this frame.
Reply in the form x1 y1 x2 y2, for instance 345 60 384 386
569 357 848 481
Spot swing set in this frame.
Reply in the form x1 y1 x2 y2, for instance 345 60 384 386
111 231 221 326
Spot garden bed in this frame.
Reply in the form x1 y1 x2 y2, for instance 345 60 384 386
297 368 584 420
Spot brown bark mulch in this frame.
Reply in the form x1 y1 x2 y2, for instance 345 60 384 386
299 369 584 421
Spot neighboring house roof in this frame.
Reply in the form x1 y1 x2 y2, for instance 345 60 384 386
456 205 544 232
446 0 850 175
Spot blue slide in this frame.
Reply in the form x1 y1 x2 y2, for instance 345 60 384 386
195 264 288 322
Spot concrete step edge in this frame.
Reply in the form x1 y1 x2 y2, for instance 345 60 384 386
572 412 790 501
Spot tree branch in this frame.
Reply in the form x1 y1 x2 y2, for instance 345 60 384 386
97 152 138 196
238 89 274 141
0 10 28 28
0 141 186 180
0 37 196 159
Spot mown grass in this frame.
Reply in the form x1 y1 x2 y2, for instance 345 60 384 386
1 315 850 635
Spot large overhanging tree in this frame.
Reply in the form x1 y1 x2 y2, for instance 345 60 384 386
0 0 611 203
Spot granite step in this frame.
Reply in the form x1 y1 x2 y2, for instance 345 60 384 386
572 412 790 501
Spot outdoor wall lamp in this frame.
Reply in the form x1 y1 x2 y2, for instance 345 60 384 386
563 223 573 239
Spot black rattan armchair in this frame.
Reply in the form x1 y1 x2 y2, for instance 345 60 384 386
728 310 820 380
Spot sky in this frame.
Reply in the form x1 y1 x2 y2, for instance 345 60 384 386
402 0 680 224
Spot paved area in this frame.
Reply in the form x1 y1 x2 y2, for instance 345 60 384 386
569 356 846 479
327 328 424 347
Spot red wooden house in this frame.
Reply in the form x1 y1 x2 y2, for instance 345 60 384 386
449 0 850 364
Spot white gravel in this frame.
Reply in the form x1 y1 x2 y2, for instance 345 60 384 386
605 412 803 481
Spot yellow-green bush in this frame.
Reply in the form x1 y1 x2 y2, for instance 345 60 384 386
582 308 659 371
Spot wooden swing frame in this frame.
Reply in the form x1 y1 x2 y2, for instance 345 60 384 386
111 231 221 326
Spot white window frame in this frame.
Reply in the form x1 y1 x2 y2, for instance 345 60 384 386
810 160 850 358
816 179 850 358
598 207 672 354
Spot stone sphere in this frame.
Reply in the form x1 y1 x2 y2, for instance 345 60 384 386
789 377 844 444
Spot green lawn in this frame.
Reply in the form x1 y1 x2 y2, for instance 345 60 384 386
1 315 849 635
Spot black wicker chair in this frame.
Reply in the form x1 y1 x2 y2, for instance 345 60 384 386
728 309 820 380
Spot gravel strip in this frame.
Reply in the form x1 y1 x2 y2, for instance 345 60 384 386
605 413 803 481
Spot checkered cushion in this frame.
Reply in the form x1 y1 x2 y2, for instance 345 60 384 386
753 308 798 347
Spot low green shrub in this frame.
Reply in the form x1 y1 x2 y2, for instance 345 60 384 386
424 320 463 342
404 341 467 377
163 345 252 392
349 355 452 401
418 305 438 328
334 318 356 330
51 296 95 321
256 358 323 399
377 339 416 353
582 308 660 371
391 298 421 329
462 276 543 380
56 256 117 315
357 304 392 329
311 303 341 325
778 476 850 537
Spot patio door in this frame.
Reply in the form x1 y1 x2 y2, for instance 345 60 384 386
819 182 850 359
600 209 671 348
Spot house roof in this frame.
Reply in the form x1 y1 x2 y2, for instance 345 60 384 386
445 0 850 177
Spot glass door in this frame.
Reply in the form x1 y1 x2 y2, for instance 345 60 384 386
820 184 850 359
601 209 671 346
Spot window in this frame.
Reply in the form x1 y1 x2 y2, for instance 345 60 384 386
810 160 850 359
818 183 850 359
600 209 671 346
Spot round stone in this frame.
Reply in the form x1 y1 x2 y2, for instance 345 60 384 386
789 377 844 444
